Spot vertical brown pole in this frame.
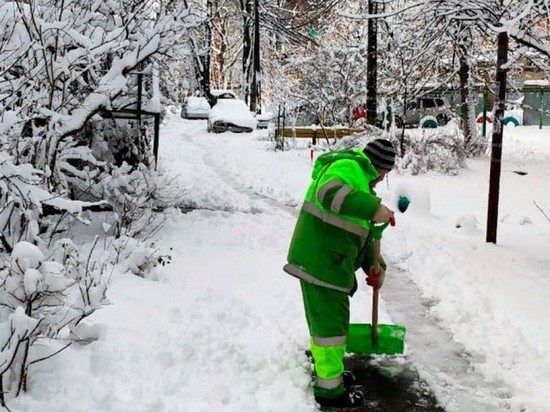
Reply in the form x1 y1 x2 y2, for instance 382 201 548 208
486 32 508 244
250 0 261 113
371 239 381 343
153 113 160 170
366 0 378 125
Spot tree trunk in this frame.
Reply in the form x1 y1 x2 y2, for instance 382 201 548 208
203 0 213 103
214 20 228 88
459 52 472 146
240 0 254 104
486 32 508 244
250 0 261 113
366 0 378 125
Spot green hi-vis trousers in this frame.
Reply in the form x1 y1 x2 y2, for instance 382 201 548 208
300 280 349 399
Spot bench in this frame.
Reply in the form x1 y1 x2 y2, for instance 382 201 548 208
278 126 364 144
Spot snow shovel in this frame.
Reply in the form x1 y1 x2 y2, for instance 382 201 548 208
347 237 406 356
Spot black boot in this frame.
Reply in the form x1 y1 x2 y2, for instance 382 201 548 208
315 388 365 409
342 370 356 388
312 371 357 389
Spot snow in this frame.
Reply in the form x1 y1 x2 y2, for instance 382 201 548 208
0 110 20 133
523 79 550 87
9 115 550 412
184 96 211 116
11 242 44 273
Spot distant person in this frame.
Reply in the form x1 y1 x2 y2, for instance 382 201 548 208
352 105 366 121
283 138 397 408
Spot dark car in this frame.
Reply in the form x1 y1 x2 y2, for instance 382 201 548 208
394 97 453 127
208 89 237 106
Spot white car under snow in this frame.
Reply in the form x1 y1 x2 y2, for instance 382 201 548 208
207 99 258 133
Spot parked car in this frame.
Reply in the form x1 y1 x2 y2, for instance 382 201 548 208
255 112 273 129
208 89 237 106
207 99 257 133
181 96 211 119
394 97 453 127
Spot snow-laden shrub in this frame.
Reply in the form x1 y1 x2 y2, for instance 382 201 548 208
96 163 170 240
332 123 467 175
110 236 172 280
51 128 180 242
0 240 109 400
48 238 110 336
0 0 197 191
0 155 43 251
0 154 112 405
332 125 393 152
0 154 108 252
56 152 177 241
0 307 40 407
399 125 466 175
56 140 107 201
103 118 156 168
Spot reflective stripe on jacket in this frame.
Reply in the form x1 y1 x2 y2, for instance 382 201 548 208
284 149 381 295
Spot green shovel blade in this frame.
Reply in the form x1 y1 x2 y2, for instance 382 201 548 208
347 323 406 355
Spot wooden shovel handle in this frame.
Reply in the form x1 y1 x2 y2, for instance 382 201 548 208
371 239 381 343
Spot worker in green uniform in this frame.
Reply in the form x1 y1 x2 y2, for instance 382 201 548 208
283 138 397 409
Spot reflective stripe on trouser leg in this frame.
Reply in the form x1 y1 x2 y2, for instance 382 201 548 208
310 337 346 397
300 280 350 398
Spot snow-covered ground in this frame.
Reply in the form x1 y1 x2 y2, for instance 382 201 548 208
11 116 550 412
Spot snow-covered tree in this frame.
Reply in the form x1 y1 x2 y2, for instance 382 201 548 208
0 0 198 191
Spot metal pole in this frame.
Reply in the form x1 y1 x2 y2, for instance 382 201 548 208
540 91 544 130
486 32 508 244
482 87 488 138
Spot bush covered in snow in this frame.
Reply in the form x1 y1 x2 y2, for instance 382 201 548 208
398 125 467 175
333 122 471 175
111 236 172 280
0 240 109 403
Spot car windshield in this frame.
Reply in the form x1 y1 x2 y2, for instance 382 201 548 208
211 89 236 98
423 99 436 108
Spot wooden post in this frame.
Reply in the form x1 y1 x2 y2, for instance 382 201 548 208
486 32 508 244
153 113 160 170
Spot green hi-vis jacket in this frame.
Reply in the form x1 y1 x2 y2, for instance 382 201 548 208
283 148 382 296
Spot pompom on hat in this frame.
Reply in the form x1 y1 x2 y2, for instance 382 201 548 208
363 139 397 171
